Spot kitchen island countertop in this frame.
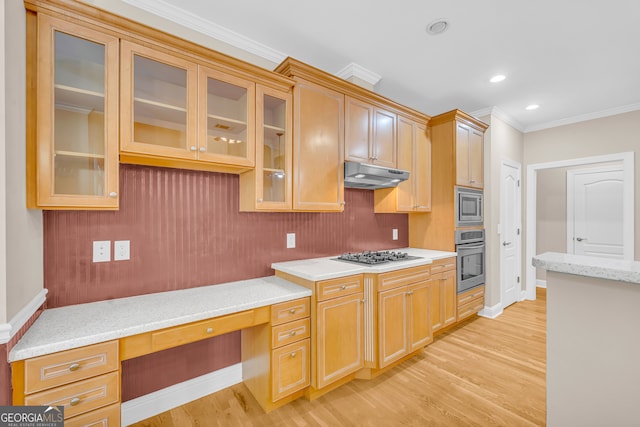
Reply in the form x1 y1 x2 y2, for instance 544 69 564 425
9 276 311 362
271 248 457 282
533 251 640 285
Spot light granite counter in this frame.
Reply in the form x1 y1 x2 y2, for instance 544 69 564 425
271 248 457 282
532 251 640 285
9 276 311 362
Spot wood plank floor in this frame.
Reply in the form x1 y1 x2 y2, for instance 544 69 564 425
132 289 546 426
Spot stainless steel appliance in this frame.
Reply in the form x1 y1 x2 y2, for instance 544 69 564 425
455 186 483 227
343 161 410 190
333 250 422 266
455 229 485 293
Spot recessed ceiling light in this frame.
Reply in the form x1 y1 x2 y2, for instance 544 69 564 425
490 75 506 83
426 19 449 35
525 104 540 110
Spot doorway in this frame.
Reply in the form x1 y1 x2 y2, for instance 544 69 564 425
500 160 522 309
525 152 634 300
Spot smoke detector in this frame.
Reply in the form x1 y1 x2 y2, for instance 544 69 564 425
426 18 450 35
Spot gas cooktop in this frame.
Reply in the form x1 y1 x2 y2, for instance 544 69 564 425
332 251 422 266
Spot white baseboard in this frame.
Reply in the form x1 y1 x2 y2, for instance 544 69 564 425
121 363 242 426
536 279 547 289
0 289 47 344
478 302 503 319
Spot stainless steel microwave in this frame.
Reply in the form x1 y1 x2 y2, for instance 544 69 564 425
455 187 483 227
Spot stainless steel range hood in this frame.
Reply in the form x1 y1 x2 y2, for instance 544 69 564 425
344 161 409 190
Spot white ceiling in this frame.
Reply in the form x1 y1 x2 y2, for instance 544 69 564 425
122 0 640 132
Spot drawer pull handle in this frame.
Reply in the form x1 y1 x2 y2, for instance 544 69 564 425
70 397 81 406
290 352 296 358
290 330 296 336
341 285 347 290
361 299 366 303
289 309 296 314
406 291 414 296
69 363 80 372
206 327 213 334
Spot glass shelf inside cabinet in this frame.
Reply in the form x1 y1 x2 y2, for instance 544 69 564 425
53 31 107 197
204 77 248 157
133 55 188 148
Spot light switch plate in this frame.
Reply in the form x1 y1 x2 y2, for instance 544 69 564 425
114 240 130 261
93 240 111 263
286 233 296 249
392 229 399 240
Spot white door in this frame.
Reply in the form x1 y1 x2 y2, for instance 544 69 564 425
500 160 521 309
567 166 625 259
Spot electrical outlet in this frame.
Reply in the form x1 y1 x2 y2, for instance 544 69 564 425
93 241 111 263
114 240 130 261
286 233 296 249
392 229 398 240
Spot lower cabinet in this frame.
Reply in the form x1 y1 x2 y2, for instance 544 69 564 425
12 341 120 425
242 297 310 412
429 258 457 333
457 285 485 321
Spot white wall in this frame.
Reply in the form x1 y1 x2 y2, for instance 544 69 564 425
481 113 524 309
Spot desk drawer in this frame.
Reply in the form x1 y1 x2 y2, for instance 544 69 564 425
271 298 310 325
24 371 119 419
151 308 269 352
272 318 310 349
24 341 118 394
64 402 121 427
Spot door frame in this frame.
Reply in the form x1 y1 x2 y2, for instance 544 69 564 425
525 151 634 300
566 164 631 259
500 159 522 306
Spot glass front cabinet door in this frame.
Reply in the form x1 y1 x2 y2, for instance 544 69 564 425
31 15 119 209
240 85 291 211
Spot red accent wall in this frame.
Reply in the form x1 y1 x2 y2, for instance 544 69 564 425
42 164 408 400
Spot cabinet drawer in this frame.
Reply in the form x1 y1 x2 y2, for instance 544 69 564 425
316 275 363 301
271 298 310 326
64 402 121 427
457 298 484 321
272 318 310 349
457 285 485 306
271 339 310 402
152 308 269 352
24 371 119 419
24 341 118 394
377 266 429 292
430 257 456 274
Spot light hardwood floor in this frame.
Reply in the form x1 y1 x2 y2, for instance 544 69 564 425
132 289 546 426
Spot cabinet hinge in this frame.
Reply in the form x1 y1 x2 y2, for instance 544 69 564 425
517 276 521 283
517 228 520 235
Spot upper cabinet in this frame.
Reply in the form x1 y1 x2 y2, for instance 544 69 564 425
345 97 396 168
27 14 119 209
456 122 484 189
374 115 431 213
120 41 256 171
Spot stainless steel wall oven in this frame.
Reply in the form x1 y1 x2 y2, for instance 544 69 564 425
455 229 485 293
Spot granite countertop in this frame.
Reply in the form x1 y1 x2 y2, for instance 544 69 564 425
272 248 457 282
9 276 311 362
533 252 640 285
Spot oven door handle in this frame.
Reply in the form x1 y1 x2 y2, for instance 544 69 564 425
458 243 485 250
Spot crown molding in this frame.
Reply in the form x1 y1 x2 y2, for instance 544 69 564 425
524 102 640 133
469 106 525 132
121 0 287 64
335 62 382 87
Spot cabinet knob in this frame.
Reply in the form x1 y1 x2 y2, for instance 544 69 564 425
199 147 206 152
470 180 476 183
69 363 80 372
289 309 296 314
290 352 297 358
70 397 81 406
190 146 197 151
406 291 414 296
341 285 347 290
290 330 296 336
257 198 263 203
361 299 366 303
206 327 213 334
109 192 117 198
340 201 346 206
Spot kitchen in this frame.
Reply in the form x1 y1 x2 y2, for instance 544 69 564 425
1 1 640 426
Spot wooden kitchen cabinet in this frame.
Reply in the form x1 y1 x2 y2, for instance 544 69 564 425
12 341 120 423
374 115 431 213
457 284 485 321
27 14 119 209
345 96 397 168
456 122 484 189
240 84 293 211
429 258 457 333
